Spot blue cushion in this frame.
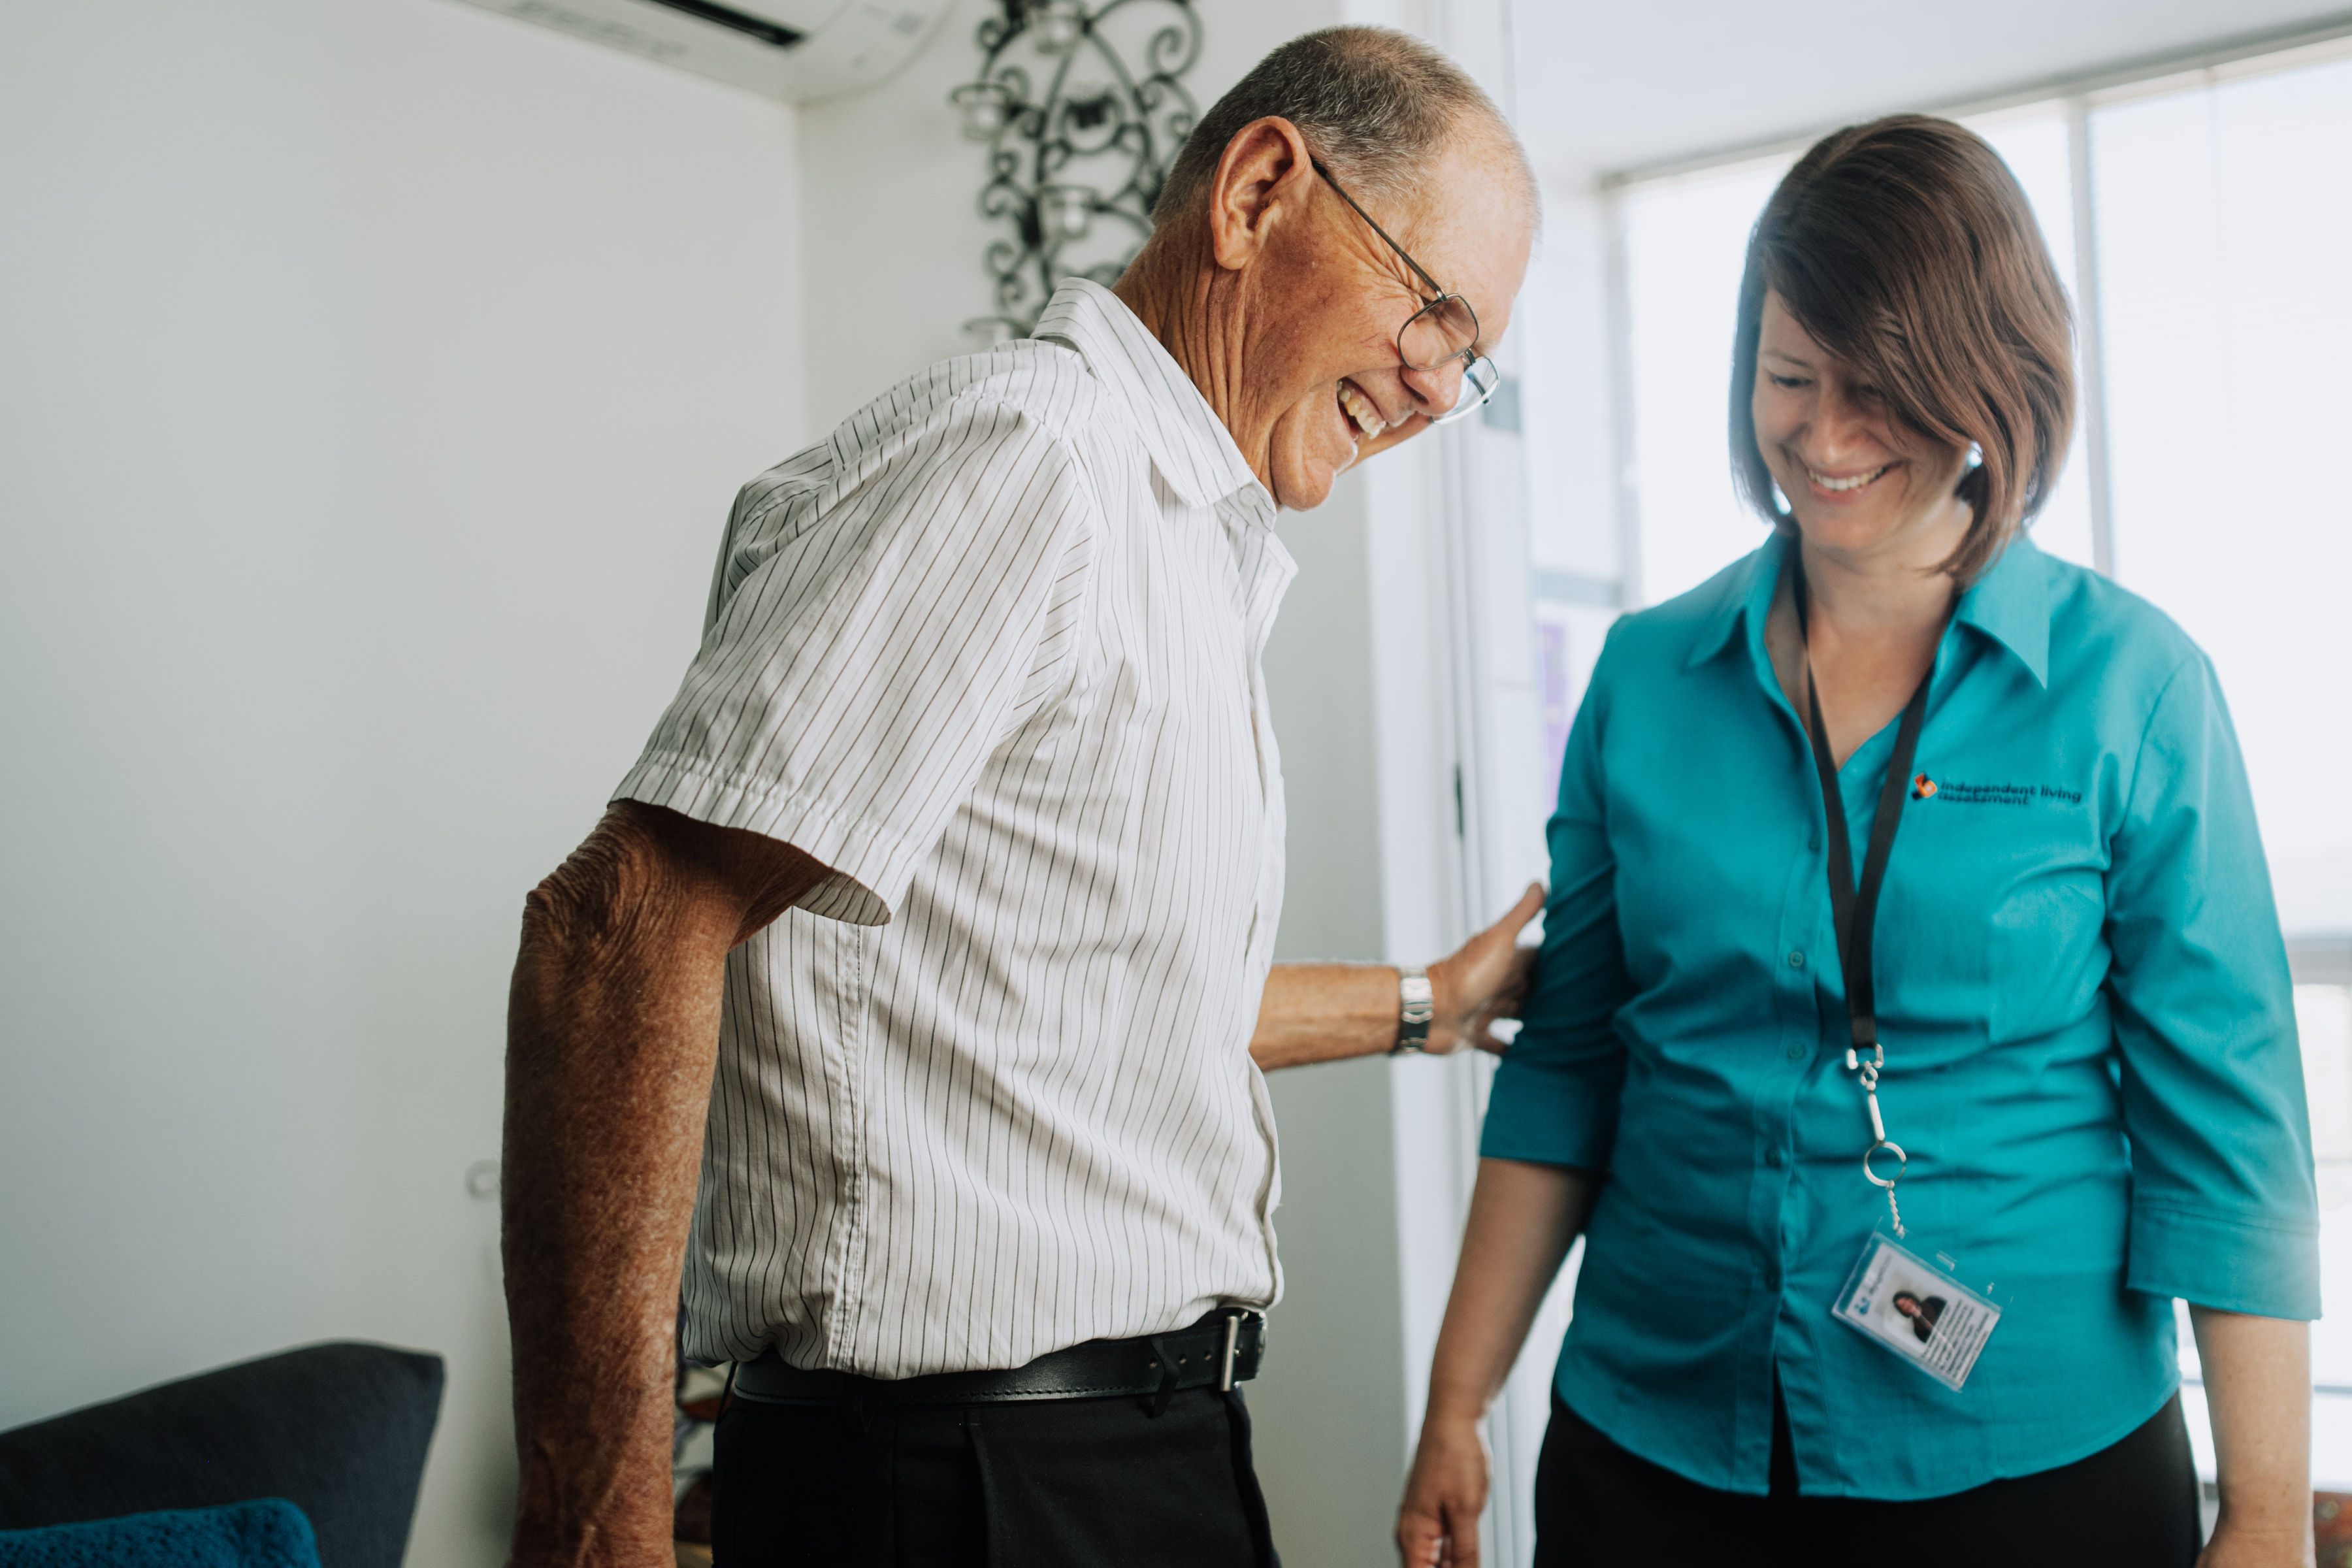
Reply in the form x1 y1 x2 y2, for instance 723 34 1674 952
0 1499 321 1567
0 1342 442 1568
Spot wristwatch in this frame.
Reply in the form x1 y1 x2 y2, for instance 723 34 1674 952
1392 966 1435 1055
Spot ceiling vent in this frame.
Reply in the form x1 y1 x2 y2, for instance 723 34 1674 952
455 0 952 101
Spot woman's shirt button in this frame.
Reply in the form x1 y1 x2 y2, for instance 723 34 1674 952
1788 949 1806 969
1784 1041 1807 1060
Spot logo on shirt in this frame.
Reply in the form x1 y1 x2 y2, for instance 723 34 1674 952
1922 780 2086 807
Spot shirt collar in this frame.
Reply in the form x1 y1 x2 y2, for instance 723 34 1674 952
1684 538 1782 670
1033 277 1267 517
1952 534 2052 688
1683 531 2053 689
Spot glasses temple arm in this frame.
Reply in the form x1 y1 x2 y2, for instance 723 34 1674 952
1311 159 1450 301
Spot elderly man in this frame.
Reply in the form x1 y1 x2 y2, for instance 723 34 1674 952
502 24 1542 1568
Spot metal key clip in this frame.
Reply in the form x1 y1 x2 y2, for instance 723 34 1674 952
1850 1041 1907 1235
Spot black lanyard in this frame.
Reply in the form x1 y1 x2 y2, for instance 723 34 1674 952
1791 558 1936 1056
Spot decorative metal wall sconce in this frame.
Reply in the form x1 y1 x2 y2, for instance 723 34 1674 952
950 0 1201 343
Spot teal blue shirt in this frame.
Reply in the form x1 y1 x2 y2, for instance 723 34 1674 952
1482 534 2319 1499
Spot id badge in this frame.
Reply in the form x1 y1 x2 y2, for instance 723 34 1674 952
1833 1232 2002 1391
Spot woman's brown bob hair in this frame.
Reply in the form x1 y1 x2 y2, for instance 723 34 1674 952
1730 115 2075 583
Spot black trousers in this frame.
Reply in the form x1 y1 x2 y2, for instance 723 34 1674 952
1533 1386 2202 1568
712 1383 1279 1567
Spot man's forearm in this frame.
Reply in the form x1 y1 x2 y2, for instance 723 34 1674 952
502 808 823 1565
2191 1305 2313 1558
1249 962 1401 1069
504 844 729 1560
1249 884 1546 1071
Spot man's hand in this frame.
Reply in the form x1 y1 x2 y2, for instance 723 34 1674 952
503 802 828 1567
1249 884 1545 1071
1426 882 1544 1056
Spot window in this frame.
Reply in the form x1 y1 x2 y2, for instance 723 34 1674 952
2089 54 2352 940
1604 38 2352 1492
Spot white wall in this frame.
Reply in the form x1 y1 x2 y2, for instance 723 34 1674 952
0 3 803 1562
1253 481 1405 1568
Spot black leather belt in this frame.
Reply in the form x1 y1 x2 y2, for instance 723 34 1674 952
730 1308 1267 1407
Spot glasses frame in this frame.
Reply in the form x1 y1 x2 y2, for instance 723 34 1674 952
1311 159 1501 427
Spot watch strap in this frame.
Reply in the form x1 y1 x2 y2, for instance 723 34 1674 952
1393 966 1435 1055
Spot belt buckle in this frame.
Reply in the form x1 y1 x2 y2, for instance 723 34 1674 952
1215 1307 1264 1392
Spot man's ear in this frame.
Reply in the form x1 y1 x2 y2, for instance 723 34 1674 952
1204 117 1317 272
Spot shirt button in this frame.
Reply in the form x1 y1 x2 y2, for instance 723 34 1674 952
1809 832 1823 851
1765 1148 1786 1169
1788 949 1806 969
1764 1262 1782 1290
1784 1041 1806 1060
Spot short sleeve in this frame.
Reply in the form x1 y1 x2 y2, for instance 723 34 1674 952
613 394 1094 926
1480 627 1634 1170
2108 653 2320 1319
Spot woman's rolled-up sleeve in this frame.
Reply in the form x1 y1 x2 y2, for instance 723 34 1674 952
2108 651 2320 1319
1480 630 1635 1172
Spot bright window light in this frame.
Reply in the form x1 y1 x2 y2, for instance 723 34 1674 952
1620 154 1792 606
2091 56 2352 939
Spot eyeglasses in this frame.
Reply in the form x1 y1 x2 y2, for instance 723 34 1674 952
1311 159 1501 428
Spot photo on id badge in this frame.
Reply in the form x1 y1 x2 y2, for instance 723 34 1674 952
1833 1232 2002 1391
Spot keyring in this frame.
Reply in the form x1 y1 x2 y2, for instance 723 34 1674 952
1863 1139 1907 1190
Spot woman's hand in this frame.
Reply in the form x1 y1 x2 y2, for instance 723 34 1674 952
2197 1516 2315 1568
1394 1160 1593 1565
1397 1412 1491 1567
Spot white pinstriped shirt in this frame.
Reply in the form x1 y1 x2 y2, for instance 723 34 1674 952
615 279 1296 1377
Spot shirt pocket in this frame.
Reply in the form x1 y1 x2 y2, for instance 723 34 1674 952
1895 787 2107 1047
1988 867 2108 1041
1875 780 2106 1051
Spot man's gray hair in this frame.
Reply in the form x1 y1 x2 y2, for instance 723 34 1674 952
1152 25 1536 229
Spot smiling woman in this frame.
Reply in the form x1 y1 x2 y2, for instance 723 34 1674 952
1400 111 2319 1568
1728 116 2076 586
